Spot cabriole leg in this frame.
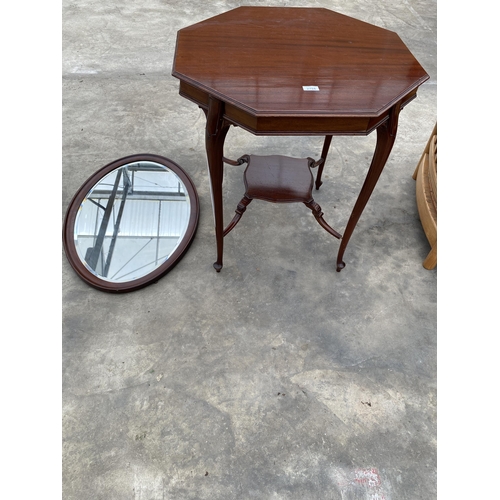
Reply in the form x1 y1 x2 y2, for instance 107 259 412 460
336 104 400 271
205 97 230 272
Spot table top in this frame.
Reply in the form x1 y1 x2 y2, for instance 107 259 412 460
172 6 429 125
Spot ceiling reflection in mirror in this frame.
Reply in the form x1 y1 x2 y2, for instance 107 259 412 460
74 161 191 283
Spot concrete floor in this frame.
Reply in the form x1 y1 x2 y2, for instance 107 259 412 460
62 1 437 498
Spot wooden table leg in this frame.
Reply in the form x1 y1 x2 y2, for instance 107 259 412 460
336 103 401 271
315 135 333 190
205 96 230 272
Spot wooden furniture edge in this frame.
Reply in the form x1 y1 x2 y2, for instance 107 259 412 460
413 124 437 270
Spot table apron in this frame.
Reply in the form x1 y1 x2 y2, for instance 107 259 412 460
178 80 417 136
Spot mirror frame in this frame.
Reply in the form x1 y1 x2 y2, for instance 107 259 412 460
63 154 200 293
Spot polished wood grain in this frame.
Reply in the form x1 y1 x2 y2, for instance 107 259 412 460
223 155 342 241
243 155 316 203
172 7 429 272
173 7 428 133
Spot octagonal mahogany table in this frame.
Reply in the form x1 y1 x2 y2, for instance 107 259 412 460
172 6 429 272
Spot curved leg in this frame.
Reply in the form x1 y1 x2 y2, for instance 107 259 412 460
336 104 401 271
422 245 437 270
304 200 342 239
223 196 252 237
205 97 231 272
315 135 333 190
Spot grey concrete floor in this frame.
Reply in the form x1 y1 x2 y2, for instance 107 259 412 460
62 1 437 498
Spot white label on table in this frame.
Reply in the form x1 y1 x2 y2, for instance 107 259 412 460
302 86 320 91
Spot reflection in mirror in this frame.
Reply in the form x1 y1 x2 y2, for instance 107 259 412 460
74 161 191 283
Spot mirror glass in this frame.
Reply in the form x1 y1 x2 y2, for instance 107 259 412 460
64 155 199 292
75 161 191 282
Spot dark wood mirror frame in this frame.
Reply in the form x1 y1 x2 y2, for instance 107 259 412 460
63 154 200 293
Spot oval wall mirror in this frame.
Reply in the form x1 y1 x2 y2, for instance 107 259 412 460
63 154 199 292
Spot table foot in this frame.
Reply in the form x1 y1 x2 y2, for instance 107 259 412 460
213 262 223 272
336 260 346 272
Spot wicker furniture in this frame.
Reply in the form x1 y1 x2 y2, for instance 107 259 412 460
413 124 437 269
